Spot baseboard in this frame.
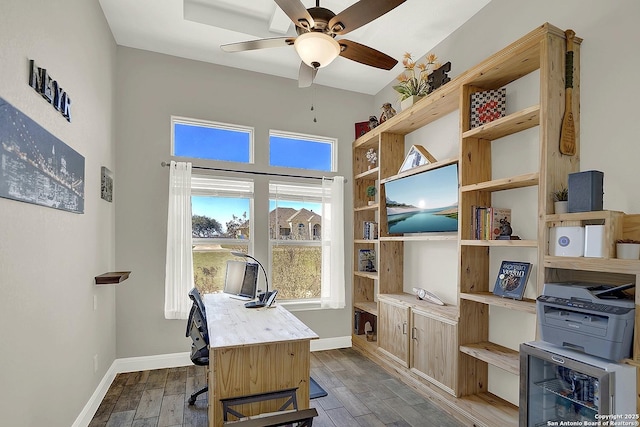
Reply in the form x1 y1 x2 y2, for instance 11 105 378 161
72 337 350 427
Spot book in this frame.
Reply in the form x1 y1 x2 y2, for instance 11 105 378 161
358 249 377 272
363 221 378 240
492 261 531 300
471 206 511 240
489 207 511 240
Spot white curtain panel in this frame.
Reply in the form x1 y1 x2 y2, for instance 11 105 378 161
164 161 194 319
321 176 346 309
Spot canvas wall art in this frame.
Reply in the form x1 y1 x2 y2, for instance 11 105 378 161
0 97 85 213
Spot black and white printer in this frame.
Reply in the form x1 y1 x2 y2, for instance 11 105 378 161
537 282 635 361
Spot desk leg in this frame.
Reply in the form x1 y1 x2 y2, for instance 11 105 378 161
208 340 311 426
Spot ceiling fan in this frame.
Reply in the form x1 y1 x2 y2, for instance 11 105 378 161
221 0 406 87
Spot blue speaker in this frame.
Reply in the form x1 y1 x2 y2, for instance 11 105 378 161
568 170 603 213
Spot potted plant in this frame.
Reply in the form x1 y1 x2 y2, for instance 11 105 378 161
551 185 569 214
616 239 640 260
393 53 438 110
366 185 377 205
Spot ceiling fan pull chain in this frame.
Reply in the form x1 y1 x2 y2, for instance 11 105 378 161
311 86 317 123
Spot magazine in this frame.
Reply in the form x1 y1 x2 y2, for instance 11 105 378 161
492 261 531 300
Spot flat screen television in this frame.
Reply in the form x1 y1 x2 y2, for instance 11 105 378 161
384 162 459 234
223 260 258 300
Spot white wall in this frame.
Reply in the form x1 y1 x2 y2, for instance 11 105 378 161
0 1 117 426
114 47 372 358
375 0 640 406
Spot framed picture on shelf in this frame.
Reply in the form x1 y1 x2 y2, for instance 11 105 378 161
398 145 437 173
355 122 369 139
358 249 376 273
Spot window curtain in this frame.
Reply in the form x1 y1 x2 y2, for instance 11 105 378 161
164 161 194 319
321 176 345 308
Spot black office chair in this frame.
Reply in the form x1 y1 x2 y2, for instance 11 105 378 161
186 287 209 405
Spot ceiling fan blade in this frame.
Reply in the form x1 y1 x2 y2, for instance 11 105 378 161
328 0 406 35
338 39 398 70
274 0 315 30
298 62 317 88
221 37 295 53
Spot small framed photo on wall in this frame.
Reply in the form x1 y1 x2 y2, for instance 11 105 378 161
101 166 113 202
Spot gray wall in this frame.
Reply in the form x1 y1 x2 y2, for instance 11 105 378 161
0 1 117 426
114 47 372 357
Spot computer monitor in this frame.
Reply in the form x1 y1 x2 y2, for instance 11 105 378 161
223 260 258 300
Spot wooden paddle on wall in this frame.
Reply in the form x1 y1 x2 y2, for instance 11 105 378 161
560 29 576 156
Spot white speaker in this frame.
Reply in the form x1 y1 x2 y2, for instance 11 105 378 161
549 226 585 257
584 225 605 258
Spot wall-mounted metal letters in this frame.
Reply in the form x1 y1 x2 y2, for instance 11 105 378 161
28 59 72 122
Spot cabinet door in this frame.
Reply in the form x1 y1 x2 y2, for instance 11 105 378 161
410 310 458 395
378 299 410 367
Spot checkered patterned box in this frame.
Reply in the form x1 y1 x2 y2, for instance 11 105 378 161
470 87 506 128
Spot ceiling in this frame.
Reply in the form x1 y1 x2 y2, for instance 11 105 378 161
98 0 491 95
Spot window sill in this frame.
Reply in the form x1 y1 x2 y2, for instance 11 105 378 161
279 299 341 312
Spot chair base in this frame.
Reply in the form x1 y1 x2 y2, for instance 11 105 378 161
188 385 208 405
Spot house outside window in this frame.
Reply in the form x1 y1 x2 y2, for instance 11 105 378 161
269 182 324 300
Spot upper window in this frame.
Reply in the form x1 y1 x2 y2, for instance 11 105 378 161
172 117 253 163
269 130 335 172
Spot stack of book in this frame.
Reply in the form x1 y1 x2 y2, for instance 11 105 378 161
363 221 378 240
471 206 511 240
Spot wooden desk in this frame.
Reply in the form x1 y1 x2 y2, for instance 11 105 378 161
203 293 318 426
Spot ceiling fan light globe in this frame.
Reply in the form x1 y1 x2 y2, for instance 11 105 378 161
294 32 340 69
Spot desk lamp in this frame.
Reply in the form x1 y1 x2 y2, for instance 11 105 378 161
230 251 272 308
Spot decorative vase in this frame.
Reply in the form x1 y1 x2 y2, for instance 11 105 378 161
400 95 423 111
616 243 640 260
554 201 568 214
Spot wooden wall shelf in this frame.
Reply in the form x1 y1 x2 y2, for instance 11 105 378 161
95 271 131 284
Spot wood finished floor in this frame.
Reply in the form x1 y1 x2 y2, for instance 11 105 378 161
89 348 463 427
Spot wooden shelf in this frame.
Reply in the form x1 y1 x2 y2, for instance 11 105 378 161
462 105 540 141
380 157 459 184
460 292 537 314
95 271 131 284
354 271 378 280
459 341 520 375
456 392 518 427
354 301 378 316
460 172 539 193
381 234 457 242
354 239 378 244
354 167 379 180
544 256 640 274
353 78 461 149
355 203 378 212
379 293 459 322
460 239 537 247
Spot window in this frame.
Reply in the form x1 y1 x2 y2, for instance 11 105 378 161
191 176 253 294
166 119 344 312
269 130 335 172
269 182 324 300
173 116 253 163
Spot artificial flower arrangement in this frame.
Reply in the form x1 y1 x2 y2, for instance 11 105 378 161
365 148 377 167
393 53 439 101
